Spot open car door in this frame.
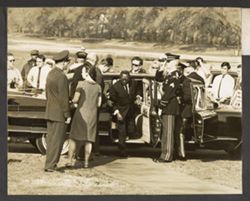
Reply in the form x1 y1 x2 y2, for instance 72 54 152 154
191 81 217 143
135 78 161 146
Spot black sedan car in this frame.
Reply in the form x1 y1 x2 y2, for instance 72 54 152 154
8 73 242 156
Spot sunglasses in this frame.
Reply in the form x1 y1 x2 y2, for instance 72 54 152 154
158 58 166 62
9 59 15 62
132 63 140 67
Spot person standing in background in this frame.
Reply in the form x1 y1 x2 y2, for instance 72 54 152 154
98 55 114 73
27 54 52 92
68 51 88 99
130 56 146 74
195 57 211 86
209 62 235 105
7 53 23 89
21 49 39 88
44 50 71 172
234 64 242 90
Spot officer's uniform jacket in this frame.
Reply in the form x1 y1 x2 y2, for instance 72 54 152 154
45 67 71 122
160 73 180 116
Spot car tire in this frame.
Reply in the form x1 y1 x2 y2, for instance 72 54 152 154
224 141 242 158
35 134 69 155
28 138 37 148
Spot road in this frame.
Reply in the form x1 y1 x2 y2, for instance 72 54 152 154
7 142 242 195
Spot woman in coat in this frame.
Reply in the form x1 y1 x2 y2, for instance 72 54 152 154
66 64 102 168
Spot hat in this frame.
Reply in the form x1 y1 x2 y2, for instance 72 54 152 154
30 50 39 56
158 54 167 62
76 51 87 59
177 62 187 70
45 58 55 66
53 50 70 63
165 53 180 61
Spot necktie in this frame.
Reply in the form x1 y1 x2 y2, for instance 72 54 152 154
37 67 42 89
217 75 225 99
126 84 129 94
124 84 129 94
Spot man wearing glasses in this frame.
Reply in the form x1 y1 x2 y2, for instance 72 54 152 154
7 53 23 89
130 56 146 74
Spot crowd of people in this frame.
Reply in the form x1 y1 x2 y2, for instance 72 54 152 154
7 48 241 172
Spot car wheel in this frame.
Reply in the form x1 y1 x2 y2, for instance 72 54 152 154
35 134 69 155
224 141 242 158
28 138 37 147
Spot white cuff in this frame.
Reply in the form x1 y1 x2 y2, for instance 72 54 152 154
113 110 119 115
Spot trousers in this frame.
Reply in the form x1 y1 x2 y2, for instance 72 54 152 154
45 120 67 169
160 115 175 161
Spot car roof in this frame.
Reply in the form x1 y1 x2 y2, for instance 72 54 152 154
103 72 155 79
210 69 238 77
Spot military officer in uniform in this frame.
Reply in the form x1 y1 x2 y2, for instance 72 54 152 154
175 63 205 161
44 50 71 172
154 53 180 163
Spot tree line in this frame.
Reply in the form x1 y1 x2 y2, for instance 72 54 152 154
8 7 241 48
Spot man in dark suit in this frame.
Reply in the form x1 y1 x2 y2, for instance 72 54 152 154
21 49 39 89
109 70 138 157
44 50 71 172
68 51 88 99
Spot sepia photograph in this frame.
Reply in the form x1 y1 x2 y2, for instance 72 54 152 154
7 6 242 195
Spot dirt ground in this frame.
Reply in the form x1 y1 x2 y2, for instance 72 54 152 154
7 143 242 195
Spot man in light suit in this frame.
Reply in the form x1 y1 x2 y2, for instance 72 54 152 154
210 62 235 105
109 70 139 157
44 50 71 172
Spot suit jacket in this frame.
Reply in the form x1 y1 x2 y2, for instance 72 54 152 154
188 72 205 85
181 76 192 118
21 59 37 81
109 79 138 119
96 67 105 91
69 64 84 99
45 67 70 122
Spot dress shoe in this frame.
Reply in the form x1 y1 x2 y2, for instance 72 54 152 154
153 158 172 163
44 168 57 172
44 165 64 173
119 152 128 158
178 156 187 161
65 162 75 168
